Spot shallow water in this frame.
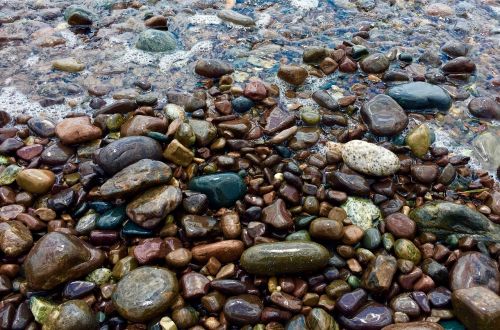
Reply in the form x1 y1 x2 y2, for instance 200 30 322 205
0 0 499 172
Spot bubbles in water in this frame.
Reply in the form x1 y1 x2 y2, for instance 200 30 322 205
291 0 319 10
188 15 222 25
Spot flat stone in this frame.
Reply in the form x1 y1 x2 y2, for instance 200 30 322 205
223 294 263 325
360 53 390 73
40 143 74 165
361 254 397 293
217 9 255 26
195 59 233 78
188 119 217 146
382 322 444 330
0 220 33 257
450 252 500 293
387 82 452 113
342 140 400 176
120 115 167 137
361 94 408 136
452 286 500 330
189 172 246 209
278 64 308 85
52 58 84 72
163 139 194 167
27 117 56 137
338 302 393 330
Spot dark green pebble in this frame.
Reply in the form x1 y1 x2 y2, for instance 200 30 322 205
96 206 127 230
362 228 381 250
147 131 169 142
294 215 316 229
122 221 153 237
189 172 246 209
89 201 113 214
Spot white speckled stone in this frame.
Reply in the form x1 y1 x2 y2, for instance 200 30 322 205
341 197 381 230
342 140 400 176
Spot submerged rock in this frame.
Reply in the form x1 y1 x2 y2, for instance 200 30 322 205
45 300 97 330
410 201 500 242
136 30 177 53
278 64 308 85
195 59 234 78
361 94 408 136
387 82 452 113
217 9 255 26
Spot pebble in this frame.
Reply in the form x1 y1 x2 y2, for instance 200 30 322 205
163 139 194 166
468 97 500 120
120 115 167 137
136 30 177 52
195 59 234 78
223 294 263 325
126 185 182 228
361 94 408 136
360 53 390 73
55 116 101 145
306 307 338 329
112 267 178 322
16 169 55 194
277 64 308 85
387 82 452 113
341 140 400 176
341 197 381 230
0 220 33 257
64 6 94 26
312 90 339 111
452 286 500 330
338 302 393 330
95 136 163 174
240 241 330 275
261 198 293 230
40 143 74 165
217 9 255 26
45 300 97 330
411 164 439 183
385 213 416 239
394 239 422 264
390 293 421 317
27 117 56 137
441 41 470 58
450 252 500 292
406 124 432 158
336 288 368 317
442 57 476 74
189 172 246 209
23 232 105 290
382 322 444 330
191 240 245 263
361 254 397 293
309 217 344 240
52 58 85 72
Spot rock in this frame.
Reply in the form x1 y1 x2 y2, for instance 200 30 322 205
361 95 408 136
442 57 476 74
41 143 74 165
385 213 416 239
195 59 234 78
394 239 421 264
307 307 339 329
363 228 381 250
188 119 217 146
0 138 23 154
387 82 452 113
342 140 400 176
163 139 194 167
120 115 167 137
0 220 33 257
312 90 339 111
29 297 57 325
132 238 168 264
328 171 370 196
189 172 246 209
300 107 321 125
390 293 420 317
362 254 397 293
232 96 254 113
55 116 101 145
441 41 470 58
136 30 176 52
261 199 293 230
95 136 163 175
180 272 209 299
428 287 452 307
24 232 105 290
96 206 126 230
100 159 172 198
336 289 368 318
425 3 454 16
223 294 263 325
181 215 220 238
240 241 329 275
47 188 76 212
217 9 255 26
27 117 56 137
410 202 500 242
487 191 500 216
411 164 439 183
64 6 94 26
406 124 432 158
382 322 444 330
309 218 344 240
16 169 55 194
360 53 390 73
93 100 138 117
288 127 320 150
468 97 500 120
45 300 97 330
452 286 500 330
52 58 85 72
112 267 178 322
472 131 500 172
450 252 500 293
126 185 182 229
191 240 244 263
277 64 308 85
341 197 381 230
338 302 393 330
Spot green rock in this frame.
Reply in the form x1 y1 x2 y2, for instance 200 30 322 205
96 206 127 229
394 239 421 264
294 215 316 229
440 320 466 330
45 299 97 330
30 297 57 324
175 122 196 147
136 93 158 106
410 201 500 242
472 130 500 173
147 131 169 142
362 228 381 250
306 308 339 330
406 124 432 158
0 164 21 185
0 155 10 165
189 172 246 209
348 275 361 289
112 256 139 279
122 220 153 237
136 30 177 53
106 114 124 132
64 6 95 26
341 197 381 230
326 280 350 299
286 230 311 241
240 241 330 275
300 107 321 126
303 47 328 64
382 232 395 251
86 268 112 285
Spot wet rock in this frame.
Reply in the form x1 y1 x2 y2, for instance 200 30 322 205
338 302 393 330
261 198 293 230
487 191 500 216
336 289 368 317
468 97 500 120
312 90 339 111
120 115 167 137
95 136 163 174
441 41 470 58
428 287 452 307
452 286 500 330
361 95 408 136
27 117 56 137
93 100 138 117
425 3 454 16
307 307 339 329
189 172 246 209
191 240 245 263
188 119 217 146
45 300 97 330
16 169 55 194
411 164 439 183
0 138 23 154
112 267 178 322
64 6 94 26
309 217 344 240
410 201 500 242
406 124 432 158
240 241 329 275
341 197 381 230
24 232 105 290
126 185 182 229
382 322 444 330
195 59 234 78
385 213 416 239
41 143 74 165
442 57 476 74
136 30 177 52
328 171 370 196
100 159 172 198
394 239 421 264
390 293 420 317
181 215 219 238
217 9 255 26
288 127 320 150
47 188 76 212
472 131 500 172
360 53 390 73
224 294 263 325
278 64 308 85
180 272 210 299
63 281 96 299
362 254 397 293
450 252 500 292
232 96 254 113
52 58 85 72
55 116 101 145
342 140 400 176
0 220 33 257
387 82 452 113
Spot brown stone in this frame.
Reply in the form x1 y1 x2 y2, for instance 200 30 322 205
452 286 500 330
382 322 444 330
0 220 33 257
361 254 397 293
385 213 416 239
261 199 293 230
191 240 245 263
55 116 102 145
450 252 500 293
120 115 167 137
133 238 168 264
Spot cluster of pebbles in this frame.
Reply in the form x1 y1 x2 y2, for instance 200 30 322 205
0 2 500 330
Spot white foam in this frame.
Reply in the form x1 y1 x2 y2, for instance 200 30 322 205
291 0 319 10
117 47 158 66
159 40 213 73
188 15 222 25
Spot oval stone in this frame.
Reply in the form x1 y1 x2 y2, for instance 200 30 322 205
16 169 55 194
45 300 97 330
338 302 393 330
94 136 163 175
223 294 263 325
386 82 452 113
112 267 178 322
450 252 500 293
342 140 400 176
361 95 408 136
240 241 330 275
136 30 177 53
189 172 246 209
382 322 444 330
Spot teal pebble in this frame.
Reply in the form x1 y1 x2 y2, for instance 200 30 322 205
122 221 153 237
362 228 381 250
188 172 247 208
96 206 127 230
